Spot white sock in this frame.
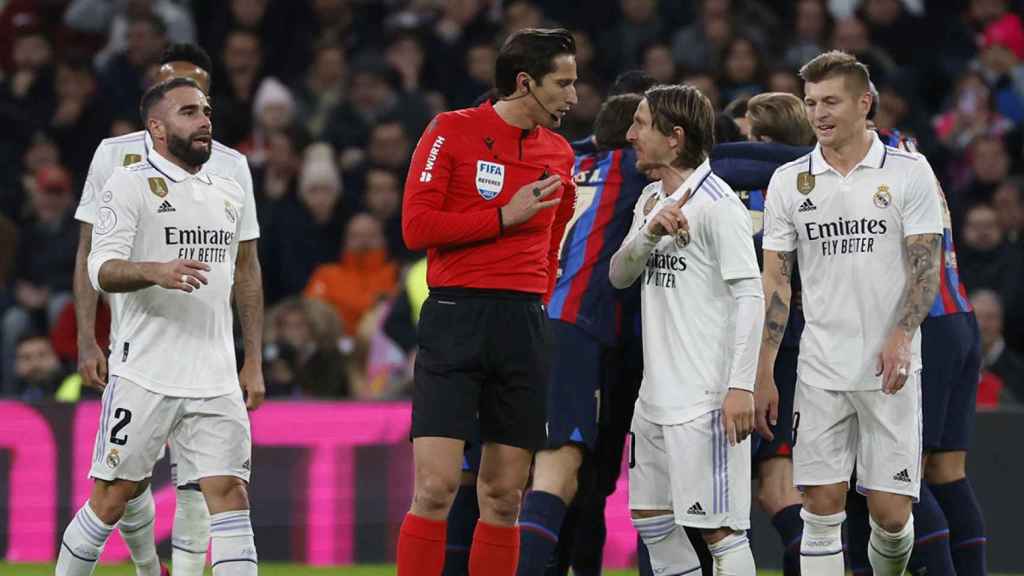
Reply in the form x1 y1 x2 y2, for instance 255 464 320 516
56 503 115 576
632 515 701 575
210 510 258 575
869 514 914 576
172 487 210 576
707 530 756 576
118 487 161 576
800 508 845 575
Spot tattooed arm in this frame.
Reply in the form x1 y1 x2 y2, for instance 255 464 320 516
753 248 795 439
878 233 942 393
234 239 266 409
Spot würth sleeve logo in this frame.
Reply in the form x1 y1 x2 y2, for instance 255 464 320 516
475 160 505 200
418 135 445 183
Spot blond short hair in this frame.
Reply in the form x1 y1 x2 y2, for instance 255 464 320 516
747 92 816 146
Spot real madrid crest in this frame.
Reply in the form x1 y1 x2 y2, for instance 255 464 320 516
106 448 120 469
873 185 892 209
797 172 815 195
148 177 169 198
674 228 691 249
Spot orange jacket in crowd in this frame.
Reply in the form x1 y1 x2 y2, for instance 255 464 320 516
305 248 398 335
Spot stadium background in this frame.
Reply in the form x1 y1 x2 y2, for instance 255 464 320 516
0 0 1023 572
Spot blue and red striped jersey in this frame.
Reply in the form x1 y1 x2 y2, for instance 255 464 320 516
548 145 648 345
877 129 972 316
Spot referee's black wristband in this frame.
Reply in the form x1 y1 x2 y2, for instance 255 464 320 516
497 207 504 235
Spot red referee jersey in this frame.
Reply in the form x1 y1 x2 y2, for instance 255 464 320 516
402 101 576 300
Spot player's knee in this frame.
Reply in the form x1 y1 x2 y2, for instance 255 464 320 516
802 485 846 515
871 509 911 533
200 476 249 514
414 472 459 515
476 478 523 524
923 451 966 484
90 480 137 524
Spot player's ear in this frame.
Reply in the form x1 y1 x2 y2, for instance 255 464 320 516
669 125 685 150
516 72 531 94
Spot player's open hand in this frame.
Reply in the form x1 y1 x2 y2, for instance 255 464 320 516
754 365 779 441
500 175 562 228
878 327 912 394
78 339 108 391
645 188 692 238
723 388 755 446
149 259 211 292
240 361 265 410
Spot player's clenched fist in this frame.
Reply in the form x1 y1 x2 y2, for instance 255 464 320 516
723 388 755 446
500 175 562 227
146 259 211 292
645 188 692 237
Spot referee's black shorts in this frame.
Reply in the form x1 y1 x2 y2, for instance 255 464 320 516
411 287 551 452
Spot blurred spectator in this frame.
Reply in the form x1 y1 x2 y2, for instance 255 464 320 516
50 59 113 182
96 13 168 116
65 0 195 67
959 202 1021 303
305 213 398 337
784 0 832 69
642 42 677 85
252 127 304 227
934 70 1014 152
858 0 928 67
213 28 264 147
13 332 67 402
240 76 296 166
261 143 346 305
570 29 600 83
673 0 734 75
292 39 347 140
953 136 1012 225
682 71 721 111
194 0 298 81
363 167 413 263
719 36 765 103
502 0 546 40
0 213 15 287
831 15 897 81
873 75 941 160
49 295 111 367
450 39 497 109
342 118 412 195
386 32 428 93
2 165 78 392
0 28 56 142
263 296 350 398
993 175 1024 243
559 78 602 142
767 67 802 96
599 0 664 78
973 289 1024 404
976 12 1024 122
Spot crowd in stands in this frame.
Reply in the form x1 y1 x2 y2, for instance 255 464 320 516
0 0 1022 405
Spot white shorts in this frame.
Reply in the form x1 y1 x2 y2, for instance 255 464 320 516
792 374 922 500
629 410 751 530
89 376 252 486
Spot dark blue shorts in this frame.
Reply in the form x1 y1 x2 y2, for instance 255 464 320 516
752 344 798 465
546 320 603 451
921 312 981 451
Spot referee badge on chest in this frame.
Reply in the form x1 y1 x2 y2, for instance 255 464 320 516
797 172 815 195
475 160 505 200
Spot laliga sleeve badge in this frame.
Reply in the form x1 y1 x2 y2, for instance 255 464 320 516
105 448 120 469
642 193 658 216
122 154 142 166
797 172 815 195
873 185 892 209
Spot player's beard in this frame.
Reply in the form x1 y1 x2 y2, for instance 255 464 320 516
168 131 212 169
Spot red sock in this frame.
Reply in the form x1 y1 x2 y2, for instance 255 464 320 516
397 513 446 576
469 521 520 576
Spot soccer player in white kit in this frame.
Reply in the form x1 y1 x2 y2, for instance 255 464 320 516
609 84 764 576
56 78 261 576
758 51 943 575
71 44 262 576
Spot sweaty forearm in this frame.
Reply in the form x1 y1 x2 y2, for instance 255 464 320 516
609 230 658 289
74 227 98 345
898 234 942 333
233 253 264 363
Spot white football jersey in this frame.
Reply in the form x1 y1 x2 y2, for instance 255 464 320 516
625 160 761 425
87 149 250 398
762 134 943 391
76 130 258 242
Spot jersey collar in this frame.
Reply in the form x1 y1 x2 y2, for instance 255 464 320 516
147 142 213 185
809 132 887 176
480 100 541 141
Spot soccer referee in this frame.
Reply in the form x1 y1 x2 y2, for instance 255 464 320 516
397 28 578 576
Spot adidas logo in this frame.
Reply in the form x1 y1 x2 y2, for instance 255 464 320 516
798 198 817 212
686 502 706 516
893 468 911 483
157 200 176 213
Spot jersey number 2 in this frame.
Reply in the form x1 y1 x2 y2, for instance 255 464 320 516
110 408 132 446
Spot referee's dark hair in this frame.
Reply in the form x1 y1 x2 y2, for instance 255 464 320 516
161 43 213 74
494 28 576 97
594 93 642 150
645 84 716 169
140 77 202 122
